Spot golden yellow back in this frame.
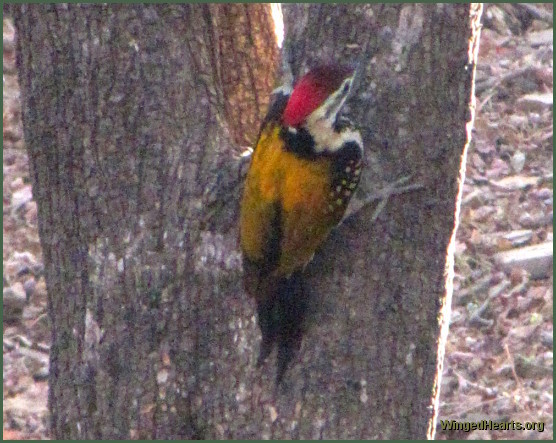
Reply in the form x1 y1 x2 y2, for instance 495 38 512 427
240 124 339 279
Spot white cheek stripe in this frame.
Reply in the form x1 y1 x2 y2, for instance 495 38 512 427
303 79 362 153
305 117 363 153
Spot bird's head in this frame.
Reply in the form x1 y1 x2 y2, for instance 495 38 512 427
282 64 355 128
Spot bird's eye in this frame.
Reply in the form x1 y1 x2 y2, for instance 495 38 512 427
342 79 352 94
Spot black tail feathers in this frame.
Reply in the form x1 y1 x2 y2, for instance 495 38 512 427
255 270 308 385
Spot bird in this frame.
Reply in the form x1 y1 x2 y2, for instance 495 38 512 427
239 63 363 384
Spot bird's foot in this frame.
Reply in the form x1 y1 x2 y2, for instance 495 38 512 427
342 175 424 224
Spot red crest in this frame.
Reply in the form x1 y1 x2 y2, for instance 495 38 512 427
282 64 353 127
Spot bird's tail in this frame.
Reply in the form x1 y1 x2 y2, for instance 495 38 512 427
255 270 308 385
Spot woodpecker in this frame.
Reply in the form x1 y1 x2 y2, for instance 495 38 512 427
240 64 363 384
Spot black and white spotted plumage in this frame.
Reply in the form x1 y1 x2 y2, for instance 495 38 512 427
326 139 363 218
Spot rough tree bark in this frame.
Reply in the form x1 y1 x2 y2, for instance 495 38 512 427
11 3 481 439
283 4 482 439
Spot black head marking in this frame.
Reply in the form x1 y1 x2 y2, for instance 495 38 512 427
280 126 317 160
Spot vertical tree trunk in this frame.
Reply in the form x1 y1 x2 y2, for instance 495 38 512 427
282 4 482 439
11 3 481 439
11 4 276 439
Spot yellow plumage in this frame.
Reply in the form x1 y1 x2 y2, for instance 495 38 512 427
238 64 362 384
240 124 340 281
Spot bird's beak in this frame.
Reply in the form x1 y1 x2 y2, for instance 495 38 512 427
320 76 354 122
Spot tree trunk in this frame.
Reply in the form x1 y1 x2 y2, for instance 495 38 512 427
283 4 483 439
11 3 481 439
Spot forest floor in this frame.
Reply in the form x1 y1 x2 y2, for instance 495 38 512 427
2 5 553 440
